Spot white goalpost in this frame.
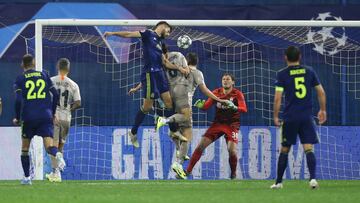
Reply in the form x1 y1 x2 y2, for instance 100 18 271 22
31 19 360 180
34 19 360 71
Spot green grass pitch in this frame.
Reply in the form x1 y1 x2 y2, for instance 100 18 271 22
0 180 359 203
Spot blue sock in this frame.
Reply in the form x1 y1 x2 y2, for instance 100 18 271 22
131 109 146 135
21 153 30 177
305 150 316 180
47 146 59 157
276 152 288 184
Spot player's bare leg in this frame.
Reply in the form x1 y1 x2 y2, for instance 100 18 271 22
227 141 238 179
157 107 190 142
20 138 31 185
46 136 63 182
172 126 192 179
43 137 66 171
129 98 153 148
271 146 290 189
303 144 318 189
157 91 182 134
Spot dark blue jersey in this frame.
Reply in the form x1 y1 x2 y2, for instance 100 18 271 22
140 29 164 73
14 69 59 122
275 65 321 121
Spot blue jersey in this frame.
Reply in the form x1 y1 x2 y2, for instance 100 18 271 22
275 65 321 121
14 69 58 122
140 29 164 73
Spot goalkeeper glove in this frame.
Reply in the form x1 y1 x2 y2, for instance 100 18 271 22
194 99 205 109
226 100 238 111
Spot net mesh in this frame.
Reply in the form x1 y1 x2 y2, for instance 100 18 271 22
25 22 360 180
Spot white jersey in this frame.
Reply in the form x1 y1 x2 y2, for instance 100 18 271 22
166 52 188 87
187 66 205 98
51 75 81 122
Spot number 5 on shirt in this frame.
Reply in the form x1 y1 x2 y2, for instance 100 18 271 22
294 77 307 99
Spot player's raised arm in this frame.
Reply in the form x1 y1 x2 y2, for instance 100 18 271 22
198 83 228 105
161 44 190 75
315 84 327 125
104 31 141 38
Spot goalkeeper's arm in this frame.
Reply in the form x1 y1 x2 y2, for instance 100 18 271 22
104 31 141 38
233 92 247 113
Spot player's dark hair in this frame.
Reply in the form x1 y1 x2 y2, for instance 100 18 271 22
57 58 70 72
161 43 168 54
285 46 301 62
154 21 172 33
186 52 198 66
22 54 34 68
222 73 235 81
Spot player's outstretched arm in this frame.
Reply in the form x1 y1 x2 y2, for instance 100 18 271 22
315 84 327 125
273 89 283 127
198 84 228 105
104 31 141 38
162 56 190 75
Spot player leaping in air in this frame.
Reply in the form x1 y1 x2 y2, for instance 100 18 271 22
182 73 247 180
105 21 183 148
156 49 231 179
271 46 326 189
13 54 66 185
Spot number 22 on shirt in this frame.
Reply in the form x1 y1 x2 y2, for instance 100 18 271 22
25 79 46 100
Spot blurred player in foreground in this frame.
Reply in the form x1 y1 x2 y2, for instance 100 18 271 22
271 46 326 189
46 58 81 182
13 54 65 185
182 73 247 179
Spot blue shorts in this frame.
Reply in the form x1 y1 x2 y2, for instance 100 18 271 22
21 119 54 139
141 71 169 99
280 118 319 146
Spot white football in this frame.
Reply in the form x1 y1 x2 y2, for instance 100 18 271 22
177 35 192 49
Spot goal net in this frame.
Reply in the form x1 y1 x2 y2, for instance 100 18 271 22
27 19 360 180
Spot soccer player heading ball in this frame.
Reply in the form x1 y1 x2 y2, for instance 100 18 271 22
105 21 180 148
271 46 327 189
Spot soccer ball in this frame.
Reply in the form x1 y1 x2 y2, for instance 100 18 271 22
177 35 192 49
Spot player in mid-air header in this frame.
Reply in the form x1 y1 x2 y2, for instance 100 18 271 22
105 21 181 148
